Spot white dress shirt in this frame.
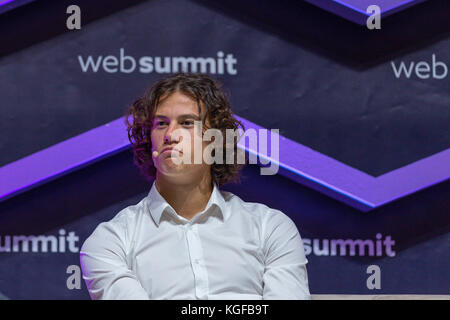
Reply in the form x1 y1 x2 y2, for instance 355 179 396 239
80 182 310 300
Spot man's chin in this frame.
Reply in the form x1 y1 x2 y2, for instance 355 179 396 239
162 154 184 164
157 159 186 175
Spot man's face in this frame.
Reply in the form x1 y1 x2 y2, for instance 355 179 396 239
150 92 210 181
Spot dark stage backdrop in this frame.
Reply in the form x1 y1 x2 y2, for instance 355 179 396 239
0 0 449 299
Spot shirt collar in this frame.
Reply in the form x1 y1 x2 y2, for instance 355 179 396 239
146 181 228 226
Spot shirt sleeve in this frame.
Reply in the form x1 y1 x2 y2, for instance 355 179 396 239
262 210 311 300
79 216 150 300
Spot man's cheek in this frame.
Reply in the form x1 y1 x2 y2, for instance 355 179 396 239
191 135 205 164
149 132 158 149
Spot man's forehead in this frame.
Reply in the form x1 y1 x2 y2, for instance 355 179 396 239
154 106 200 118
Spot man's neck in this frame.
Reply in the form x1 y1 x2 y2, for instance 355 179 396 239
155 174 213 221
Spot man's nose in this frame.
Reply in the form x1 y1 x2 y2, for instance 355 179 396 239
164 123 180 144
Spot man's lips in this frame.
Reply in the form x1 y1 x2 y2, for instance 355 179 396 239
161 147 182 155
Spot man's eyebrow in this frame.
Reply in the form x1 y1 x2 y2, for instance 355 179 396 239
178 113 201 120
153 114 200 120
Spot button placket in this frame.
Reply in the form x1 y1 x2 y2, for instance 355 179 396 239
186 224 209 299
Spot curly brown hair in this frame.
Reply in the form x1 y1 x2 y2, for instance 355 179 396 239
125 73 245 187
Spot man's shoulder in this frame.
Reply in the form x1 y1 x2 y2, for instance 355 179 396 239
221 189 289 221
89 196 148 237
220 190 300 245
81 196 148 252
107 196 148 226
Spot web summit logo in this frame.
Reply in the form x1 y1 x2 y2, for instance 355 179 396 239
0 229 79 253
302 234 396 257
78 49 238 75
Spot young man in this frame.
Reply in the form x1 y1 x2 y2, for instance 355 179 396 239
80 73 310 300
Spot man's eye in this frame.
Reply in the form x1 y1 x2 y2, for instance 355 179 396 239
182 121 194 126
156 121 167 126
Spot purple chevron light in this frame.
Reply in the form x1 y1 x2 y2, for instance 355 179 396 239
0 0 15 5
0 0 36 14
305 0 427 25
1 115 448 211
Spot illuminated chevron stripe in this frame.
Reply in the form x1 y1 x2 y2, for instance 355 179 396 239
1 115 448 211
305 0 426 25
0 0 36 14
